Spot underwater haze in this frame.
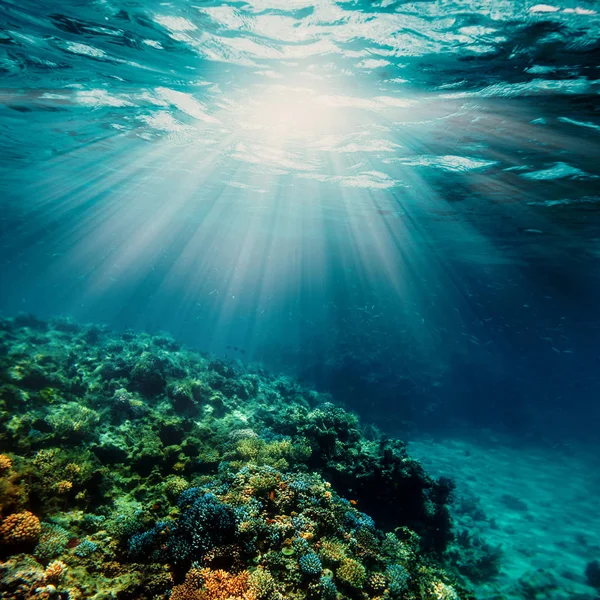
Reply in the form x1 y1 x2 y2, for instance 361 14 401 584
2 1 600 598
2 0 600 438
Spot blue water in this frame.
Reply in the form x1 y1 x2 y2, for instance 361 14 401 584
2 0 600 440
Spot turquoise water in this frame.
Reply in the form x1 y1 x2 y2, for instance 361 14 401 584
2 0 600 438
2 2 600 599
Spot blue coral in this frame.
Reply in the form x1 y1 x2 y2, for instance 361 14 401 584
177 486 203 508
288 478 309 494
292 515 310 531
233 498 261 525
344 510 375 531
293 536 311 556
358 512 375 530
386 564 410 596
126 491 236 567
299 552 322 576
128 521 169 559
169 491 236 565
74 539 98 558
319 575 338 599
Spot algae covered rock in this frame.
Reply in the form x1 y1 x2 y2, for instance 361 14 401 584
271 403 455 554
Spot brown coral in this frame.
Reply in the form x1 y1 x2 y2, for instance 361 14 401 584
0 511 42 544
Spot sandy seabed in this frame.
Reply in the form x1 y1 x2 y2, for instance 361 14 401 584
409 433 600 600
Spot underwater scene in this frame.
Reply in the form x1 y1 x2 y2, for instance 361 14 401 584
1 0 600 598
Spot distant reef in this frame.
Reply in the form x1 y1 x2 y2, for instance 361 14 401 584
0 315 487 600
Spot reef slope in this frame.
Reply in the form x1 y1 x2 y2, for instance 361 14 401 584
0 316 473 600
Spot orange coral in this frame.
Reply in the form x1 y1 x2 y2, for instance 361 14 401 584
171 568 256 600
0 454 12 474
200 568 255 600
44 560 67 583
0 511 42 544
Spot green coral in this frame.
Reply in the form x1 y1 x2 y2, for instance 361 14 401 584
336 558 367 589
45 402 100 439
163 475 190 499
34 522 70 561
248 567 276 599
318 538 347 565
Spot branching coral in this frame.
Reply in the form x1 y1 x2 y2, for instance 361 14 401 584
247 567 276 599
336 558 367 589
168 490 237 569
171 568 256 600
34 522 70 560
318 538 347 565
45 402 100 439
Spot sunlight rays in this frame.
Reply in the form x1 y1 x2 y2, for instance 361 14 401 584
5 4 599 363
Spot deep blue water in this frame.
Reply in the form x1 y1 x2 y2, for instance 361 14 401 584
2 0 600 440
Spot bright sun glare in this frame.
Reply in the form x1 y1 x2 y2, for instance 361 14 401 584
236 84 351 142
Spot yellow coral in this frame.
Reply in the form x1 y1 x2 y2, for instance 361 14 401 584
0 454 12 474
164 475 190 499
33 449 57 468
169 568 202 600
248 567 275 599
428 581 458 600
45 560 67 583
65 463 81 478
232 438 299 470
369 572 387 594
319 538 347 565
0 511 42 544
55 480 73 494
236 438 262 461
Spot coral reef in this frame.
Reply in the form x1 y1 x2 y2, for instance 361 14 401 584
0 315 480 600
0 512 42 546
